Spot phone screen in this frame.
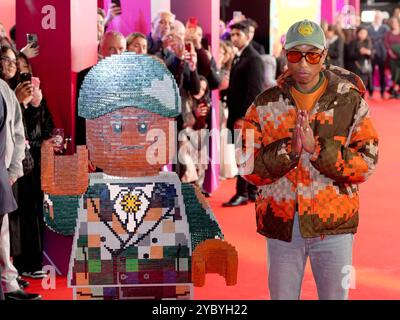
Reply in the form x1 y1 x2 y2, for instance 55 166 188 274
111 0 121 7
20 73 32 83
233 11 242 21
185 43 192 52
27 34 38 48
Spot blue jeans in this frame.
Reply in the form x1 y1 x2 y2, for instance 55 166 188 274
267 214 354 300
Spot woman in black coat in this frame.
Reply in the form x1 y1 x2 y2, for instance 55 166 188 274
11 52 55 278
346 27 374 96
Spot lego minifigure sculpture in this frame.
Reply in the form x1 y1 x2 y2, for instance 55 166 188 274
41 53 237 300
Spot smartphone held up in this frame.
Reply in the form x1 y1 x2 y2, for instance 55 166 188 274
26 33 38 48
185 42 192 53
111 0 122 14
19 72 32 84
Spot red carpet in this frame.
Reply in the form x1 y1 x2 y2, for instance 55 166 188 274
25 94 400 300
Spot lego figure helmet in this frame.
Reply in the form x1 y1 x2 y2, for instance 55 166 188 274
78 53 181 176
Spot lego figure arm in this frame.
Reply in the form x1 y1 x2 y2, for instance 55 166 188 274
182 183 238 287
41 139 89 195
192 239 238 287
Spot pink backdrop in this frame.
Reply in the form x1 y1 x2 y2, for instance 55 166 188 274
16 0 98 147
102 0 152 36
321 0 360 24
0 0 16 37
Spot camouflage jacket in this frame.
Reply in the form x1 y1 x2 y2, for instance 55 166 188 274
241 69 379 242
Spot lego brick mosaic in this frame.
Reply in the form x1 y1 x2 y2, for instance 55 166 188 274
40 53 237 300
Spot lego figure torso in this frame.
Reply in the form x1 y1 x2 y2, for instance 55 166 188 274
41 53 236 300
69 172 193 300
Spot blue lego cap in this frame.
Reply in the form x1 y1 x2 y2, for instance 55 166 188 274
78 52 181 119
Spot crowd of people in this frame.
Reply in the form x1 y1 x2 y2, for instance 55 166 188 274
322 10 400 99
0 4 395 300
1 24 54 300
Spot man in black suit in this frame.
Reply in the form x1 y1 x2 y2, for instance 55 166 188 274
223 22 264 207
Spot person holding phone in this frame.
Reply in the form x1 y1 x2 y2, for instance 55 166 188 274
11 52 54 280
104 1 122 29
0 46 33 107
184 24 221 90
147 11 201 100
0 49 41 300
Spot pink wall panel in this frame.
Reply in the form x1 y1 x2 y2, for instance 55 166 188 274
0 0 16 37
16 0 72 132
16 0 98 147
321 0 335 24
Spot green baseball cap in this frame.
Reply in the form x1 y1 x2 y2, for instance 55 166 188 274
284 19 326 50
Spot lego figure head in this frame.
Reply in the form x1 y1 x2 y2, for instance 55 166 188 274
79 53 181 177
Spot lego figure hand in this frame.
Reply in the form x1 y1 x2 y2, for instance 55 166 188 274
41 139 89 195
192 239 238 287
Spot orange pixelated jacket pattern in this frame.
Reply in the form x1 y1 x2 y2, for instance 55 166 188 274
240 69 378 242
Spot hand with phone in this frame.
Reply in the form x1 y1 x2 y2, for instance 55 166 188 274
162 33 175 49
185 27 202 50
194 102 210 118
15 77 34 106
184 44 198 72
105 1 122 26
233 11 244 23
27 34 38 48
163 33 185 59
21 34 40 59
